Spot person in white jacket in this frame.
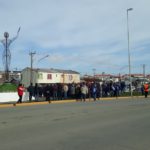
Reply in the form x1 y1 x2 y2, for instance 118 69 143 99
63 84 68 99
81 83 88 102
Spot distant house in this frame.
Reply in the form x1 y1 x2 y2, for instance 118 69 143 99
0 71 5 84
95 74 113 81
10 70 21 79
0 70 21 84
21 67 80 87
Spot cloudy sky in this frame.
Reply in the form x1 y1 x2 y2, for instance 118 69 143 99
0 0 150 75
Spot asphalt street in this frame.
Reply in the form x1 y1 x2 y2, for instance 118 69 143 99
0 98 150 150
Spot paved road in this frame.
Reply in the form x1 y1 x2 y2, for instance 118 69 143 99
0 98 150 150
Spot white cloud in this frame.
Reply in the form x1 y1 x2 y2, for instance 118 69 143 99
0 0 150 74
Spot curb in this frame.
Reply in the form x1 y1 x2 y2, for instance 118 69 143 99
0 96 146 108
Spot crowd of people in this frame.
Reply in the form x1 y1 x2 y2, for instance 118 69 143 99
17 81 149 103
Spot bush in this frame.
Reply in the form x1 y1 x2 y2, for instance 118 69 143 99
0 83 17 92
120 91 142 97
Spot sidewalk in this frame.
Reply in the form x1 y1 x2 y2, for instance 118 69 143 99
0 96 144 108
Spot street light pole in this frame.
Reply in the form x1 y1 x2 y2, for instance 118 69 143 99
127 8 133 96
38 55 49 63
29 51 36 85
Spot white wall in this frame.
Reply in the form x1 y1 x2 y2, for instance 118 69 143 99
0 92 30 103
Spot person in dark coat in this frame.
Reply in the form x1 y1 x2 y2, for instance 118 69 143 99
57 83 63 100
52 84 58 100
92 83 97 101
27 83 34 102
44 84 51 101
34 83 39 101
75 84 81 101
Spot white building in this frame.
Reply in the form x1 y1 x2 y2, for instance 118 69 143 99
21 67 80 87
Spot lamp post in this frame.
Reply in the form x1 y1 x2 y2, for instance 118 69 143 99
29 51 36 85
36 54 49 69
29 53 49 85
38 55 49 63
127 8 133 96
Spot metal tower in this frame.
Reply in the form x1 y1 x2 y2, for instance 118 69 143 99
0 27 20 81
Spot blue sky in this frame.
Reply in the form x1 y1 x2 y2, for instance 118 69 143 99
0 0 150 75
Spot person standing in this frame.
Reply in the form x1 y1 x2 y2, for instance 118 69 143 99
34 83 39 101
144 82 149 98
17 83 24 103
75 83 81 101
44 84 51 101
57 83 63 100
52 84 58 100
27 83 34 102
81 83 88 102
70 84 76 99
92 83 97 101
63 84 68 99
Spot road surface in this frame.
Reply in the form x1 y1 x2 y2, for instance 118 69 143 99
0 98 150 150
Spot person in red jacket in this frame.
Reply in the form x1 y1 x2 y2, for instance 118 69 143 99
144 82 149 98
17 83 24 103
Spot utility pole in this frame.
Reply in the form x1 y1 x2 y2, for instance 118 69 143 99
127 8 133 96
29 51 36 85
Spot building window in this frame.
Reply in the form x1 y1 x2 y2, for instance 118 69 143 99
47 74 52 80
38 73 43 79
68 75 73 81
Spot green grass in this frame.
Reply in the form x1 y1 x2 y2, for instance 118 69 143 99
0 83 17 92
120 91 142 97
